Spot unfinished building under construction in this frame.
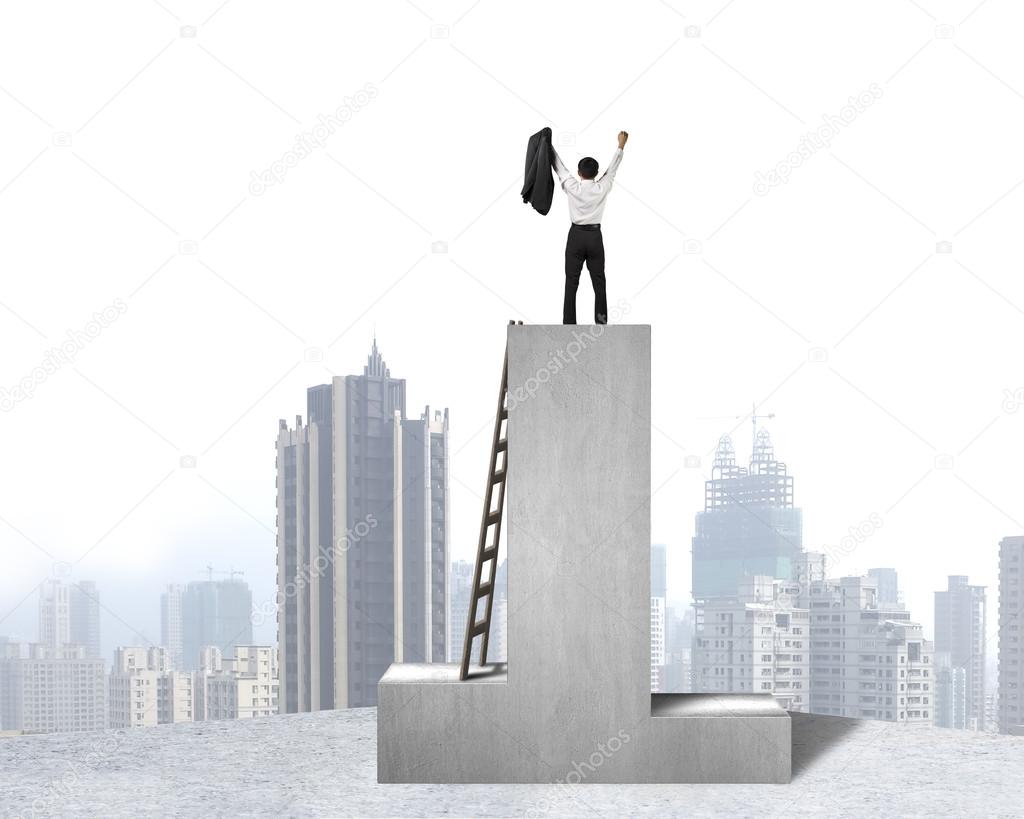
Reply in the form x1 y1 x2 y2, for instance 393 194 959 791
691 429 803 602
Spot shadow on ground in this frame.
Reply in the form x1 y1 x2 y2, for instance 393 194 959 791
790 712 862 778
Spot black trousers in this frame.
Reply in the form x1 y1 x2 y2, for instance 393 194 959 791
563 223 607 324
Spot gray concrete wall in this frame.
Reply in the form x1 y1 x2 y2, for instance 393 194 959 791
378 325 790 783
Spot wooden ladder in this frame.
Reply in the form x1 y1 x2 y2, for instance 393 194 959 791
459 320 520 680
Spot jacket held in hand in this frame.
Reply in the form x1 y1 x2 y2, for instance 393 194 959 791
521 127 555 215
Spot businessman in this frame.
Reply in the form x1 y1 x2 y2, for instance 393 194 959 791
552 130 628 324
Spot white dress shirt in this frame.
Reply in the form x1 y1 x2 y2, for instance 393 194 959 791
552 148 624 225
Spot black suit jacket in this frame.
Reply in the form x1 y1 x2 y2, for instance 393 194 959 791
521 127 554 215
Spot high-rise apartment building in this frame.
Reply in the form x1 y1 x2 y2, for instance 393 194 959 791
0 643 106 734
934 575 985 730
161 584 185 671
694 575 810 711
276 340 449 711
38 579 102 660
803 575 932 723
868 568 901 608
651 596 666 692
38 580 71 650
447 560 474 664
663 606 694 693
998 535 1024 734
651 544 667 692
69 581 101 659
447 559 507 665
180 579 253 671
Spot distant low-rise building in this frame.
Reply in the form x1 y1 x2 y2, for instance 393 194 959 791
196 646 278 721
109 646 194 729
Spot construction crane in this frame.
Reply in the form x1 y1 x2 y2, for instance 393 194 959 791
204 564 246 582
697 402 776 458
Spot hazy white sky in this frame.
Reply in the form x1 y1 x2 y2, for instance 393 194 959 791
2 0 1023 660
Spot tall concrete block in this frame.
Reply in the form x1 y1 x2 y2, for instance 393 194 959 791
378 325 790 783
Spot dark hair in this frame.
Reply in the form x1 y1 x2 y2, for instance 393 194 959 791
578 157 599 179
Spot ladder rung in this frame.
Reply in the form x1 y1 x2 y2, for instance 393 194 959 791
461 337 515 682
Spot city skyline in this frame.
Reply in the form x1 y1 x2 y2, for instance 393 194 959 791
1 396 1016 682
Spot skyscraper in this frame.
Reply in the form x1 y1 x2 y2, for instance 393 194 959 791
69 581 101 659
161 584 185 670
691 431 803 602
934 575 986 730
998 535 1024 734
180 579 253 671
276 339 449 711
38 580 70 650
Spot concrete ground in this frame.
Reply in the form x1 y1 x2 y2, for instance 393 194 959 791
1 708 1022 818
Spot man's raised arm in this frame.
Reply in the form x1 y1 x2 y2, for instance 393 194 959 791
552 148 578 192
598 130 628 184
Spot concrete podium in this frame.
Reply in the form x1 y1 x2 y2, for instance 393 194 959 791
378 325 790 783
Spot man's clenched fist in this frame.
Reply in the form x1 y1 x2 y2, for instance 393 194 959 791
617 130 629 149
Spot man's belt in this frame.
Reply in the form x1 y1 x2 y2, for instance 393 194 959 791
571 223 601 231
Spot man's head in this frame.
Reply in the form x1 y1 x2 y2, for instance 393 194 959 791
578 157 599 180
